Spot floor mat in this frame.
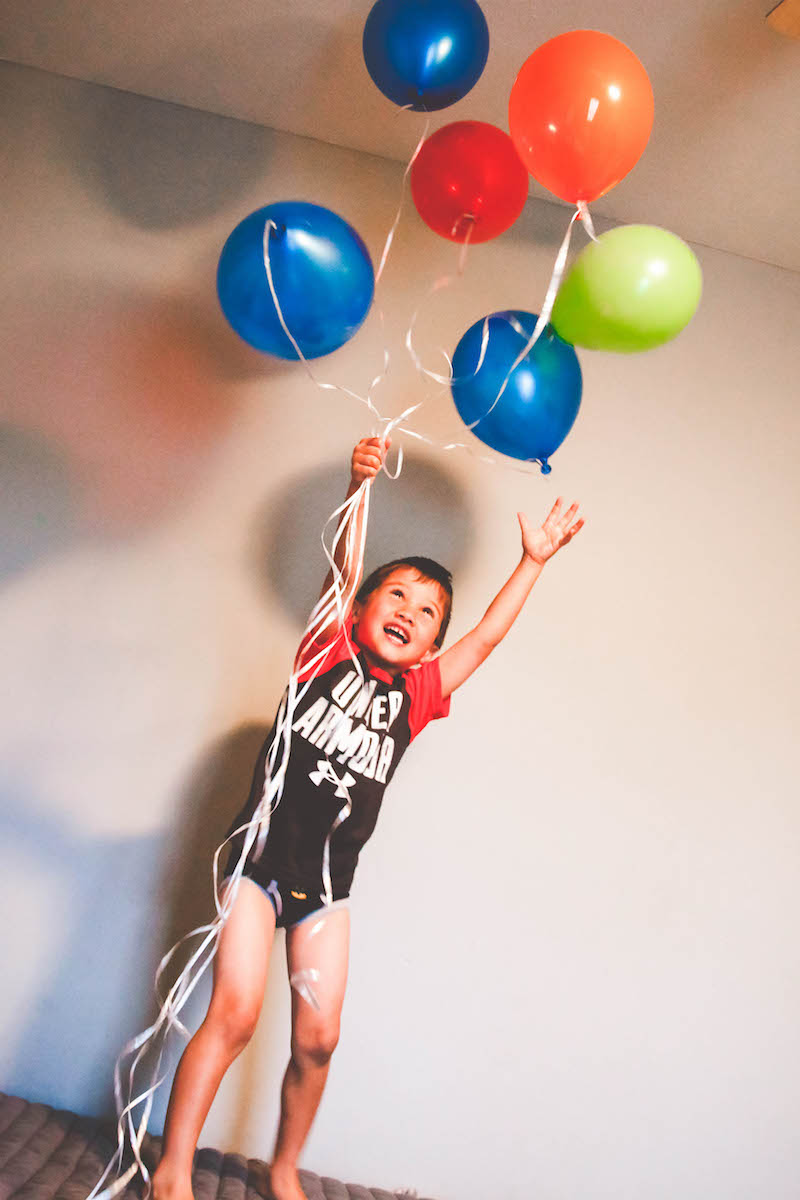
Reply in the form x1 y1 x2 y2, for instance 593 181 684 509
0 1094 434 1200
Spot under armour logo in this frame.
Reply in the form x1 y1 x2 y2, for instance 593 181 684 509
308 760 355 798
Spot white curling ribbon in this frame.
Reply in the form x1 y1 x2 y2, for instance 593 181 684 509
388 412 565 479
321 795 353 909
90 902 234 1200
455 214 476 272
262 219 385 422
399 203 597 472
263 220 428 465
483 206 581 422
576 201 599 243
404 225 479 389
374 115 431 285
289 968 322 1013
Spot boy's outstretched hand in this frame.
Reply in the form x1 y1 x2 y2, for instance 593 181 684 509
351 436 390 487
519 499 584 565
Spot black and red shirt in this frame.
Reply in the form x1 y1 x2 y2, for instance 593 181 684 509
228 623 450 897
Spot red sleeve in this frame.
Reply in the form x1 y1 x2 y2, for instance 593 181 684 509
405 656 451 741
295 621 356 684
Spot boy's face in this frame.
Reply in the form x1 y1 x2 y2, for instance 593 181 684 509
353 567 447 674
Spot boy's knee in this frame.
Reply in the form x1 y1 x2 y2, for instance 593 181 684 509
292 1020 340 1067
208 997 261 1053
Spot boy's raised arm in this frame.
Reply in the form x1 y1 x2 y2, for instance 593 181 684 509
305 437 388 649
437 499 583 699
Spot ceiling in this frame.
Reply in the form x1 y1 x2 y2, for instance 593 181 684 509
1 0 799 271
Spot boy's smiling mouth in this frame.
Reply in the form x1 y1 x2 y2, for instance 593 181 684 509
383 624 409 645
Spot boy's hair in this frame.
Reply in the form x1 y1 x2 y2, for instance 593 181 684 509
355 557 453 648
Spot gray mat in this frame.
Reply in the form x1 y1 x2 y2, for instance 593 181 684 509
0 1093 434 1200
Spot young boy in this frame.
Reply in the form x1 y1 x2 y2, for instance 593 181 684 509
151 437 582 1200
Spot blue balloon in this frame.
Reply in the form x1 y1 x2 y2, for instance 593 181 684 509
363 0 489 112
451 311 582 472
217 202 375 360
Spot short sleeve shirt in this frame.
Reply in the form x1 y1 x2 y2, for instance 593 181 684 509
231 623 450 896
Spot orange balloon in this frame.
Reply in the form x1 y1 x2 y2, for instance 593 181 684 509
508 30 654 205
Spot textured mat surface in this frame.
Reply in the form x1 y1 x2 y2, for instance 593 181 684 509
0 1093 433 1200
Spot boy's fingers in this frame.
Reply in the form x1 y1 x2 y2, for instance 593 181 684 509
355 446 383 463
544 497 564 524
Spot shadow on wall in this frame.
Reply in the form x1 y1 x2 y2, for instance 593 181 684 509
0 721 285 1126
0 426 79 584
0 272 288 537
155 723 271 974
251 452 475 629
68 82 277 232
148 721 286 1136
0 773 165 1116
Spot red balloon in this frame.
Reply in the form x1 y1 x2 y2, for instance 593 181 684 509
410 121 529 244
508 30 654 205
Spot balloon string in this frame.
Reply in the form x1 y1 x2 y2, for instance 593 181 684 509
577 201 599 242
262 219 427 450
389 417 556 477
261 219 385 423
404 225 480 388
456 216 476 271
486 206 581 412
374 116 431 285
400 202 594 472
265 193 593 476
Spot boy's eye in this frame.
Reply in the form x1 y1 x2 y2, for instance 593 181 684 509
422 607 434 617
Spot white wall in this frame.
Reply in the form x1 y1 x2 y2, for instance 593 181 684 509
1 61 799 1200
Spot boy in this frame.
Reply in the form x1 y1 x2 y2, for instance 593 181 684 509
152 437 582 1200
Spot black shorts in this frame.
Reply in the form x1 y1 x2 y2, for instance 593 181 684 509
225 871 349 930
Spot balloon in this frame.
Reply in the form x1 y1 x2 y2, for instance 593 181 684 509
363 0 489 111
217 202 374 360
410 121 529 243
508 30 654 204
551 225 703 353
451 311 582 471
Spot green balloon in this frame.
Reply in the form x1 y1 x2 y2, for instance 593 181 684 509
551 225 702 353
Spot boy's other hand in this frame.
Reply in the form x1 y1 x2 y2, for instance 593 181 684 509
351 436 390 486
519 499 584 565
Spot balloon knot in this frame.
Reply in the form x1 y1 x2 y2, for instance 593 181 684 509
539 459 552 475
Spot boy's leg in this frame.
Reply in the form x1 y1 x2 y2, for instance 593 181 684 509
270 906 350 1200
153 878 277 1200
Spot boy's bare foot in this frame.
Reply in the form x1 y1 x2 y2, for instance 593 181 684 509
269 1161 307 1200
